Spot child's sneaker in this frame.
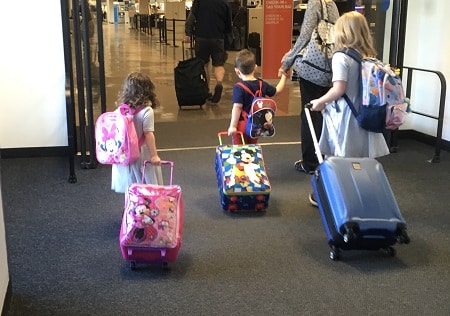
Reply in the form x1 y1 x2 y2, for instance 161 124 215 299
294 160 315 174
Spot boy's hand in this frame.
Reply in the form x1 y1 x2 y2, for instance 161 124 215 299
278 68 288 77
228 127 237 136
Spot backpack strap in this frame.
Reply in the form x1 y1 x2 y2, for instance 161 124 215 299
339 47 362 63
236 79 263 97
337 48 362 118
119 103 146 146
320 0 328 22
236 80 263 120
119 103 145 116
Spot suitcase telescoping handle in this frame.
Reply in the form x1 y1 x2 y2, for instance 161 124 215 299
217 131 245 145
181 40 194 60
142 160 174 185
304 105 324 164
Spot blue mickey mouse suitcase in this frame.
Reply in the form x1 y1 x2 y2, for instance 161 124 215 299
215 132 271 212
305 108 410 260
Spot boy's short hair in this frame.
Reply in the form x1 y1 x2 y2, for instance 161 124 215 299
235 49 256 75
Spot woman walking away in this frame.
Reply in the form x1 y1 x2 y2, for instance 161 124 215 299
279 0 340 175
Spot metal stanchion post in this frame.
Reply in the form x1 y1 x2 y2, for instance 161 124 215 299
172 19 178 47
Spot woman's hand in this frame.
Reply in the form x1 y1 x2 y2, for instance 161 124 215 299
280 51 290 63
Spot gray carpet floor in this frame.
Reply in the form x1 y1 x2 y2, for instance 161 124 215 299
2 117 450 315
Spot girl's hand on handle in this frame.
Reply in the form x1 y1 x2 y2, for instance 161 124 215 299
309 100 326 112
150 155 161 166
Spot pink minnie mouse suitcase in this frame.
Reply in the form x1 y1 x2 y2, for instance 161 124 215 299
119 161 183 270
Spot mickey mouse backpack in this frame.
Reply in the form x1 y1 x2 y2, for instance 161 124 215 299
237 80 277 139
95 104 143 165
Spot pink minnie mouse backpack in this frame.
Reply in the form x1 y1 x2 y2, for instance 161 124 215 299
95 104 143 165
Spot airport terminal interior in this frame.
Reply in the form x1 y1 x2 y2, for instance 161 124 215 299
99 22 302 123
2 1 450 315
75 0 370 139
91 0 303 126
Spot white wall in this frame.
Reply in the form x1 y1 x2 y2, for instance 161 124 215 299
401 0 450 140
0 0 65 310
0 1 67 149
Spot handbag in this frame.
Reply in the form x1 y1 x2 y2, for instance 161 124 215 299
297 0 335 87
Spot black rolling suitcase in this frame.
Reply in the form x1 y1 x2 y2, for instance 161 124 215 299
305 107 410 261
174 41 209 108
247 32 260 48
247 32 261 65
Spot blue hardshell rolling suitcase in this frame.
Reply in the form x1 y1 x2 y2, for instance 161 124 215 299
215 132 271 212
305 107 410 260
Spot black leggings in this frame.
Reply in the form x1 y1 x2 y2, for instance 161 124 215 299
299 78 331 167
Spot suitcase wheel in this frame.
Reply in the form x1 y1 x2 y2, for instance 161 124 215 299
343 230 356 243
396 225 410 244
382 246 396 257
342 223 358 243
255 202 265 212
178 104 203 109
397 233 410 244
129 261 170 271
329 246 341 261
256 195 265 202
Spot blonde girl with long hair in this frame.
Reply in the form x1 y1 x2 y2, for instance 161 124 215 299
307 11 389 205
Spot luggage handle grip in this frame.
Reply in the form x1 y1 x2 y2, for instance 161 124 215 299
218 131 245 145
142 160 174 185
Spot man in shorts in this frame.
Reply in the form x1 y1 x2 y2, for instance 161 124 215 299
184 0 232 104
